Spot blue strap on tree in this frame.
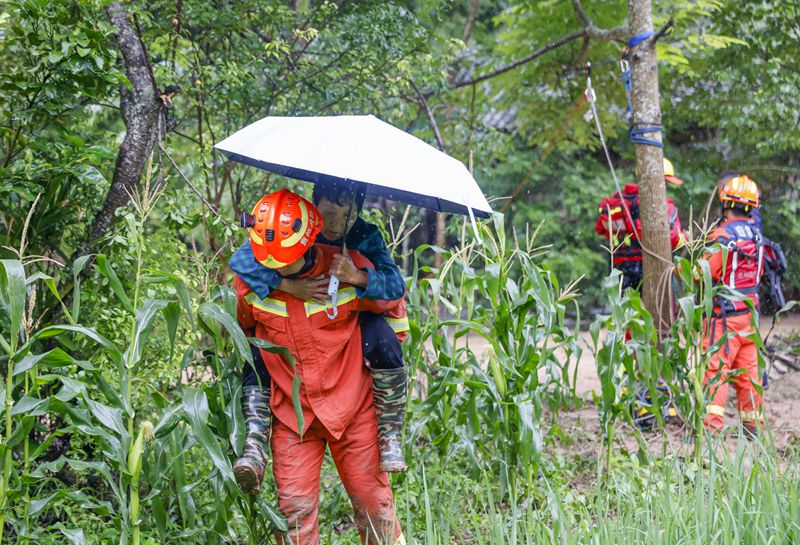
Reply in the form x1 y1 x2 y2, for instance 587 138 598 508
627 31 654 49
630 123 664 148
620 31 663 148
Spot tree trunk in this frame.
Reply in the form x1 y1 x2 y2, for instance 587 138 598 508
627 0 673 338
85 2 161 248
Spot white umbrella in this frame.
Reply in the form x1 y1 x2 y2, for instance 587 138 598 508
214 115 493 226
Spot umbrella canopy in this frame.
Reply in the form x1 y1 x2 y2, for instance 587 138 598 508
214 115 492 219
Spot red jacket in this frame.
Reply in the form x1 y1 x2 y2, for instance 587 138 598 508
595 183 686 264
235 244 408 438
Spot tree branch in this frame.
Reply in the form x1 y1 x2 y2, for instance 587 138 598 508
453 29 587 88
84 2 162 247
572 0 629 41
462 0 480 44
409 80 446 152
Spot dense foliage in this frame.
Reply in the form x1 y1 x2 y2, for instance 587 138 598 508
1 0 799 543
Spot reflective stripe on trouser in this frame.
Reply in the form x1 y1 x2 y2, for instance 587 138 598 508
271 393 402 545
702 313 763 431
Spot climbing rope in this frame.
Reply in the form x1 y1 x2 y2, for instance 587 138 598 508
585 62 676 331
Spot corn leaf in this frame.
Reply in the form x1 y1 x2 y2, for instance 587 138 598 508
96 254 134 313
199 302 252 364
182 388 234 485
124 298 169 369
33 325 123 368
0 259 26 352
71 254 93 323
85 397 128 440
248 336 304 436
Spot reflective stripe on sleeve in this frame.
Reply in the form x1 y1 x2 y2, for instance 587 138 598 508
706 404 726 416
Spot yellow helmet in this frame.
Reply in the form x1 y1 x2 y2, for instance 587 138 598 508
719 174 760 210
663 158 684 186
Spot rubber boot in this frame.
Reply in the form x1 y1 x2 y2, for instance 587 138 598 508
371 367 408 473
233 386 270 494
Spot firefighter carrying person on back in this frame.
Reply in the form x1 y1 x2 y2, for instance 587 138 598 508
594 157 687 291
233 189 407 544
701 174 766 438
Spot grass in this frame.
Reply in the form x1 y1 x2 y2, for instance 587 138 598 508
387 433 800 545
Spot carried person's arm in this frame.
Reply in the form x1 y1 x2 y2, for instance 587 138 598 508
330 224 404 301
230 242 327 302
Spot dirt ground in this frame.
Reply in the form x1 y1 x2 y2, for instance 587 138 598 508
447 313 800 455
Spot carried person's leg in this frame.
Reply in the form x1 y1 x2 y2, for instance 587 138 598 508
360 312 408 472
271 417 327 545
235 344 272 494
329 394 404 545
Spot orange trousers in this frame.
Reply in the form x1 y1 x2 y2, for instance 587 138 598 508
702 313 763 431
271 393 402 545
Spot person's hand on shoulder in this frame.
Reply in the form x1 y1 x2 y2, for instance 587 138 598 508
279 275 328 303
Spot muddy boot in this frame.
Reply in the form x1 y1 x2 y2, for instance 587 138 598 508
371 367 408 473
233 386 270 494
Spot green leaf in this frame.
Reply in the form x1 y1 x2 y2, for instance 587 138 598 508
248 337 304 435
182 388 234 485
125 298 169 369
0 259 26 352
96 254 134 313
154 403 183 439
162 300 181 364
11 395 48 416
199 302 252 364
13 348 74 375
71 255 93 323
32 325 123 368
257 496 289 532
29 492 59 517
85 397 127 439
27 272 75 324
55 524 88 545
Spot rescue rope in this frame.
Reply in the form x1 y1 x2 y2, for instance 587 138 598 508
620 30 676 149
584 63 675 331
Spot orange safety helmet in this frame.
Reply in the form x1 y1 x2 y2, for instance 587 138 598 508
240 189 323 268
719 174 760 210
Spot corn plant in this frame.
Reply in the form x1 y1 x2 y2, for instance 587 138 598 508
404 214 583 493
0 170 287 543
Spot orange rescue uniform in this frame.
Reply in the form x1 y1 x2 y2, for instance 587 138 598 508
235 244 407 545
701 218 764 432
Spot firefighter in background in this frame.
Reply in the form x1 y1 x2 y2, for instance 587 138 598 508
702 175 765 437
595 158 687 291
716 173 787 314
595 158 686 430
716 172 788 390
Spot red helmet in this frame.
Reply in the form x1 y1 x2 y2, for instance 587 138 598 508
241 189 323 268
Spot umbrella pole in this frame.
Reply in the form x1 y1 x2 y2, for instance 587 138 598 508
324 194 356 320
